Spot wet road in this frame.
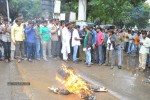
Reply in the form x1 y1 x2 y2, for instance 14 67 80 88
75 53 150 100
0 59 117 100
0 53 150 100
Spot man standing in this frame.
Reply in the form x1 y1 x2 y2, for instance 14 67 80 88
127 30 135 54
34 20 41 60
0 16 4 60
47 19 54 58
102 28 108 64
0 16 3 44
11 19 25 63
96 27 104 65
84 26 92 67
139 32 150 72
61 22 71 62
72 25 82 63
2 19 11 62
24 21 36 62
51 19 61 59
123 30 129 53
89 26 97 64
104 30 116 69
40 20 51 61
113 29 123 69
134 31 140 55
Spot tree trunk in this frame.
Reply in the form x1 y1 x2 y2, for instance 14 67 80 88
41 0 54 18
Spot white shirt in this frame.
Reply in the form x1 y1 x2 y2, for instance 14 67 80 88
62 27 71 44
107 36 114 50
139 37 150 54
128 34 134 43
47 23 53 30
72 29 81 47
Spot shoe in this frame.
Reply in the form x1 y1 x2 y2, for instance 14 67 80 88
103 63 108 66
111 66 114 69
56 57 60 60
74 61 77 64
85 62 88 65
63 60 68 63
87 64 91 67
91 62 94 65
21 58 25 60
99 63 103 66
28 59 32 62
43 57 48 61
53 57 57 60
5 59 8 63
36 58 41 61
22 58 27 61
8 59 11 62
48 55 52 58
18 59 21 63
118 65 122 69
139 68 145 72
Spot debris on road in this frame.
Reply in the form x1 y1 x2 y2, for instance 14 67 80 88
48 64 107 100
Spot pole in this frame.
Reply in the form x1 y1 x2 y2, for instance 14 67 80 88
78 0 87 21
77 0 87 29
6 0 10 24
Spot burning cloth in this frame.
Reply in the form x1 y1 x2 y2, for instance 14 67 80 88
48 64 107 99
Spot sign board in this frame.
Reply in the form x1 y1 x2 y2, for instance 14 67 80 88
60 13 65 20
69 12 76 22
54 0 61 13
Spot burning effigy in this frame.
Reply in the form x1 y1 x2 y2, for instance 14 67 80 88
48 64 107 100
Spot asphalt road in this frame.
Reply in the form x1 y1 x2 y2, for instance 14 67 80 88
0 54 150 100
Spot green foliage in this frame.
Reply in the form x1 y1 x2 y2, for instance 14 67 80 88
125 3 150 28
62 0 149 28
61 0 78 13
10 0 41 20
89 0 150 28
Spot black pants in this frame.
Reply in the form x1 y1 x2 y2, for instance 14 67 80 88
91 47 96 63
124 42 129 52
3 42 11 59
102 45 106 63
51 40 60 57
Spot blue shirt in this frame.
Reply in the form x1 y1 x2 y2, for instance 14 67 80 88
24 26 35 43
92 30 97 45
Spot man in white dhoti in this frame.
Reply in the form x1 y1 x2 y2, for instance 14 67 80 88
61 22 71 62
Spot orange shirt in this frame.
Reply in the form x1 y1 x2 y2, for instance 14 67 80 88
134 35 140 45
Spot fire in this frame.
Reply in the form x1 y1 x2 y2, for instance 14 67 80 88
56 64 92 97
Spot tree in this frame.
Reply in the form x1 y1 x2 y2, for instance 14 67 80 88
87 0 149 29
10 0 41 20
61 0 78 13
0 0 41 21
125 3 150 29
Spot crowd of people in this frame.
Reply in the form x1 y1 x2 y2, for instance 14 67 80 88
0 14 150 72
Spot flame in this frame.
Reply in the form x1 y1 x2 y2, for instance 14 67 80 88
56 64 92 97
